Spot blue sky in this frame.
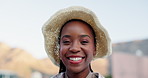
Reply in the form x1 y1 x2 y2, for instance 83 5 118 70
0 0 148 59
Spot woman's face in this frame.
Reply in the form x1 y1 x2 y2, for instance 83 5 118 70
60 21 96 73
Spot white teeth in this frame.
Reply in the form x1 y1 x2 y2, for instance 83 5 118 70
69 57 82 61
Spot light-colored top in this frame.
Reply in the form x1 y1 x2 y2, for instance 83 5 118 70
51 72 105 78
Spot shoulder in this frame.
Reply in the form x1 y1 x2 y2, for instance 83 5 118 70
50 72 64 78
51 72 104 78
92 72 105 78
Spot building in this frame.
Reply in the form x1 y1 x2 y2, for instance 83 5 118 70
112 52 148 78
0 70 19 78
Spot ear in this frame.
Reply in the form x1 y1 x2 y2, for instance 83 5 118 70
93 48 96 56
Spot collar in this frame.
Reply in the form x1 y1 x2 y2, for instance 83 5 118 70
64 72 94 78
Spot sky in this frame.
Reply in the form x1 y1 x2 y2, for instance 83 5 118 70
0 0 148 59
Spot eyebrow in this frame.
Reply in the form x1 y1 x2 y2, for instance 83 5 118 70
61 35 91 39
62 35 71 38
80 35 91 38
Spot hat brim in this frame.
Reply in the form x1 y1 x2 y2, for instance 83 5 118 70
42 6 112 66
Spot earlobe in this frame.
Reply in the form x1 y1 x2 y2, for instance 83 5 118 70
93 51 96 56
93 48 96 56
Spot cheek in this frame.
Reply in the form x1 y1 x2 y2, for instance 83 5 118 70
87 50 94 58
85 45 95 58
59 45 68 59
92 46 96 56
90 43 96 56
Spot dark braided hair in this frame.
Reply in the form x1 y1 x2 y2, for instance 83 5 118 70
59 60 66 73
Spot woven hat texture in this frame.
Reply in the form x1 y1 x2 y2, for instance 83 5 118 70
42 6 112 66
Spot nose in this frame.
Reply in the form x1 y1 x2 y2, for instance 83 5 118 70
69 41 81 53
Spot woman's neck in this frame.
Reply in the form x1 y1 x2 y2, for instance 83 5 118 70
65 67 90 78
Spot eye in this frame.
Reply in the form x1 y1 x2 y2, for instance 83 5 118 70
62 40 70 45
81 40 89 45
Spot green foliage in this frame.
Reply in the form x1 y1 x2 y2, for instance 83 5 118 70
105 74 112 78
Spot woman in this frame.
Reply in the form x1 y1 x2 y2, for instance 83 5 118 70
42 6 112 78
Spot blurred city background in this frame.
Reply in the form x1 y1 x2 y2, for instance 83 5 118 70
0 0 148 78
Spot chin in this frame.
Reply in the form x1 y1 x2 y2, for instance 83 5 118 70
67 65 87 74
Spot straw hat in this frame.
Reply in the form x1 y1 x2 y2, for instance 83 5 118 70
42 6 112 66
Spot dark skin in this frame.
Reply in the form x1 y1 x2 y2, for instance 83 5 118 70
59 21 96 78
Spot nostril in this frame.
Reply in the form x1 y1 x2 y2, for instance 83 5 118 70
69 46 81 53
69 42 81 52
69 48 80 53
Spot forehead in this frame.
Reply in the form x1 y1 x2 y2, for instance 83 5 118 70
60 20 94 36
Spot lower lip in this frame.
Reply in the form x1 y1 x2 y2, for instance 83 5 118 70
69 59 83 64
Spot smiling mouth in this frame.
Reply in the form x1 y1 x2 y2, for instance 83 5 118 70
67 57 85 62
69 57 83 61
66 55 85 64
